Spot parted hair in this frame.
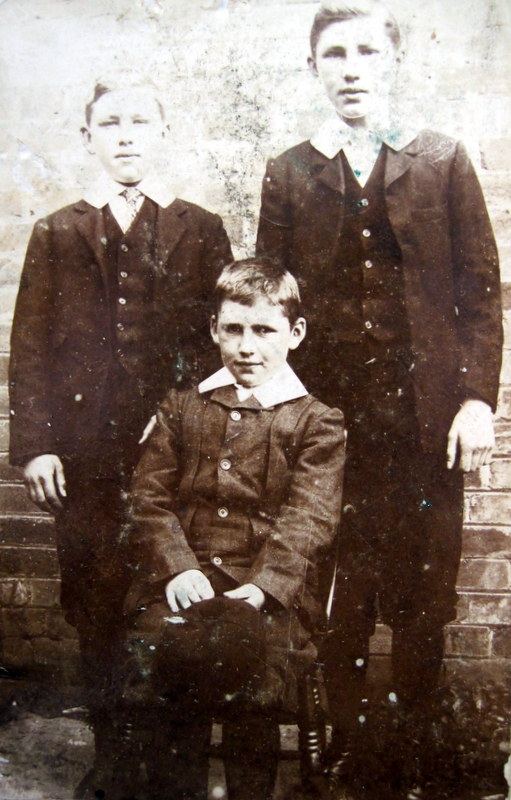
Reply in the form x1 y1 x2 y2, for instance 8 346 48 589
310 0 401 56
214 258 302 324
84 72 165 125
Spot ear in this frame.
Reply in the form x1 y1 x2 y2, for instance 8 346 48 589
307 56 318 78
81 127 94 155
288 317 306 351
210 315 220 346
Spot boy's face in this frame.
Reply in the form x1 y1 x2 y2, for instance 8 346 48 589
211 298 306 388
309 14 397 125
82 87 165 184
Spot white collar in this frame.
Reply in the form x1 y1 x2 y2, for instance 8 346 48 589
82 173 175 209
198 363 308 408
310 114 417 160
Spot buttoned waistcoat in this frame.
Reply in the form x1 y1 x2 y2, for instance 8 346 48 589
9 198 233 465
256 130 503 452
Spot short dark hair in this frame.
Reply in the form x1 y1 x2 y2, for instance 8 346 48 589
214 258 302 324
84 73 165 126
310 1 401 57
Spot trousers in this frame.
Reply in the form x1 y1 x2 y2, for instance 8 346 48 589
321 417 463 739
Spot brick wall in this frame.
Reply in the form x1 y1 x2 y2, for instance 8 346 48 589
0 0 510 683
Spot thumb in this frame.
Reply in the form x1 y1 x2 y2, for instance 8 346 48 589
223 587 247 600
55 459 67 496
446 424 458 470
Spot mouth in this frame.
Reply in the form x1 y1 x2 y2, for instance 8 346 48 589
115 154 140 160
235 361 262 369
340 89 367 98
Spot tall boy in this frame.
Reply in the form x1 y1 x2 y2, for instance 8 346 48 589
119 258 345 800
8 75 232 796
256 1 502 796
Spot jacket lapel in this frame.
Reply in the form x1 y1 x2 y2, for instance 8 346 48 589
313 150 345 195
74 202 111 294
155 199 188 269
384 139 420 189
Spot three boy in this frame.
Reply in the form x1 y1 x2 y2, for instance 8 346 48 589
256 1 502 797
9 75 232 797
117 258 345 800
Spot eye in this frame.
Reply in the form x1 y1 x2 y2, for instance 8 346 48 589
359 45 379 55
98 120 118 127
254 325 276 335
223 323 243 335
323 46 347 59
133 118 149 125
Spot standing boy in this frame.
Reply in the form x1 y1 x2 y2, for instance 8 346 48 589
256 2 502 796
8 75 232 797
118 258 345 800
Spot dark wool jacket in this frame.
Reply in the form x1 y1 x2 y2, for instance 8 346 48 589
256 130 503 452
9 198 232 465
128 385 345 626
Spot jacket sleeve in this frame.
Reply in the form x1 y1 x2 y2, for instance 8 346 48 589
128 390 201 585
449 141 503 410
9 218 57 466
246 405 345 611
175 213 233 385
256 156 294 268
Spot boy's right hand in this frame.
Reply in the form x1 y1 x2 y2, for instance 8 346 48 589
23 454 67 513
165 570 215 612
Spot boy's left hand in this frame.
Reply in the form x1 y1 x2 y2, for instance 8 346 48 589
224 583 265 610
446 398 495 472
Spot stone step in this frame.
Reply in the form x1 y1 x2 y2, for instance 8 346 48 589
465 490 511 525
0 515 54 547
462 525 511 558
0 483 44 515
0 544 59 579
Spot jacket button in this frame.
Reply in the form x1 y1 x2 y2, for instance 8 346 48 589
362 228 371 238
230 410 241 421
119 297 126 305
364 320 373 330
212 556 223 566
220 459 231 471
117 323 124 331
364 260 373 269
74 394 83 402
120 271 128 279
217 507 229 519
120 243 129 252
359 198 369 207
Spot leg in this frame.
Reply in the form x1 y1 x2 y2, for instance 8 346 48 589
56 463 134 798
381 455 464 796
223 714 280 800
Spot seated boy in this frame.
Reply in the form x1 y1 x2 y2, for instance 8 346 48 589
118 257 345 800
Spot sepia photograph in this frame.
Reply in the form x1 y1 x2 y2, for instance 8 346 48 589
0 1 510 798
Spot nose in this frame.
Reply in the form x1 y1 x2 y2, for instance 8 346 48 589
118 121 134 146
239 329 256 355
343 53 361 83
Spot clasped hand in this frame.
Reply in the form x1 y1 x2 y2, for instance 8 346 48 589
165 569 265 613
446 399 495 472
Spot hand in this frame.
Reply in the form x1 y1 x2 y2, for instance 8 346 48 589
165 570 215 612
23 454 66 513
224 583 266 610
446 399 495 472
